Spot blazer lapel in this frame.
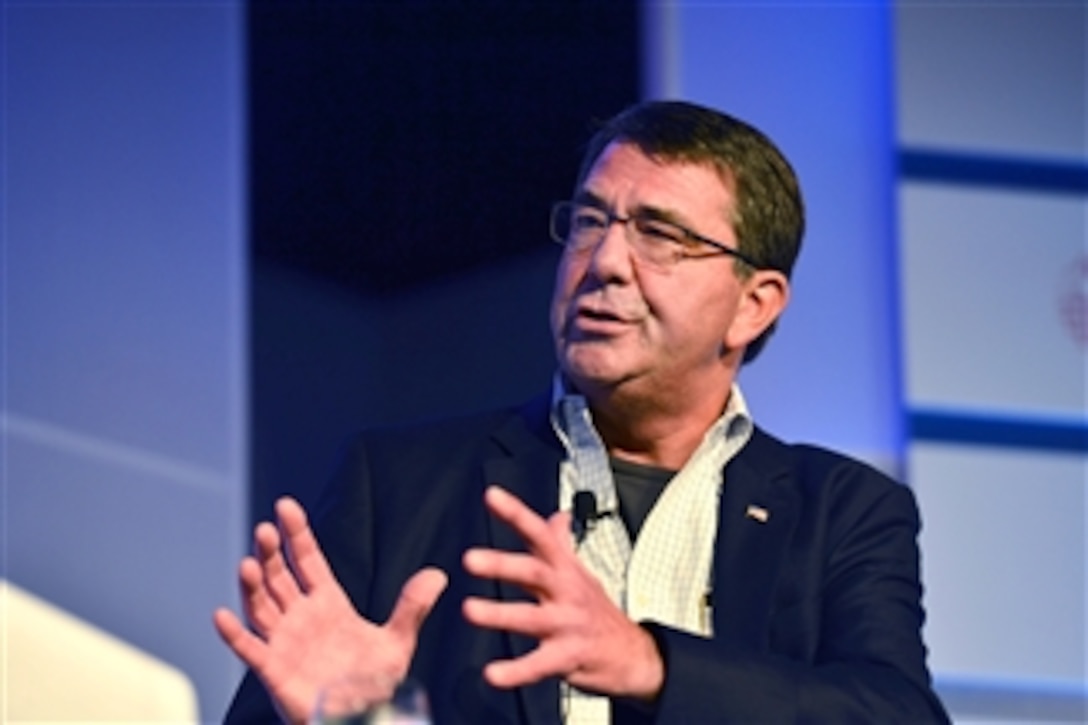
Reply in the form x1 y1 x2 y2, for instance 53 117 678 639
481 397 564 725
712 427 800 648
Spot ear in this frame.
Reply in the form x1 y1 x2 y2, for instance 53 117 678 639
724 269 790 351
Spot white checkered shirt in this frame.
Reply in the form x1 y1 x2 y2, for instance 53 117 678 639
549 374 753 724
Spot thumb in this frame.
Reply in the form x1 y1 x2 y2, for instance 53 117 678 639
385 566 448 641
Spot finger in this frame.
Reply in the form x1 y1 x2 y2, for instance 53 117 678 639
462 597 554 638
482 643 568 690
213 607 269 672
547 511 576 551
239 556 282 635
275 497 336 592
463 548 551 593
254 521 302 609
484 486 566 563
384 567 449 642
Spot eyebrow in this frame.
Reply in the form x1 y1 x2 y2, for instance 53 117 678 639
572 189 693 228
572 189 607 209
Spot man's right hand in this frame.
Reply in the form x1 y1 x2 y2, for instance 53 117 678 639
213 497 448 725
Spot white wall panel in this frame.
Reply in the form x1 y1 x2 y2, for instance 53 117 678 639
910 443 1086 684
896 0 1088 718
897 2 1086 158
2 3 248 719
900 185 1087 418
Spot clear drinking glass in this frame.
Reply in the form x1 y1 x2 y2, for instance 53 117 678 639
310 676 430 725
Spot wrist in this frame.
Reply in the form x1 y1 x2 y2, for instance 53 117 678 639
626 622 665 703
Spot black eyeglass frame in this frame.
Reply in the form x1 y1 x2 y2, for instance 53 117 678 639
549 200 766 271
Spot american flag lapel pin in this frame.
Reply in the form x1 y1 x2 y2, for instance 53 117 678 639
745 504 770 523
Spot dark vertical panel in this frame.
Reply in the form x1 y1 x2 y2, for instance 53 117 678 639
248 1 640 523
249 1 640 291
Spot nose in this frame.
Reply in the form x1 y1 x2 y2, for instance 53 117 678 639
585 215 635 283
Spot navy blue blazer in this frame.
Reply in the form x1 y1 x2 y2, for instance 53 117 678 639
225 394 949 723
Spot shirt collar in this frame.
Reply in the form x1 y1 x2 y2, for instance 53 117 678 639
549 371 752 453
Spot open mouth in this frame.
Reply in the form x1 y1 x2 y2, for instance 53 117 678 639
579 307 623 322
568 305 637 336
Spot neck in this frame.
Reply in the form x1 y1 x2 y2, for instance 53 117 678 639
584 383 733 471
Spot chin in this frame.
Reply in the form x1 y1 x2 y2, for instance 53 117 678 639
560 348 636 392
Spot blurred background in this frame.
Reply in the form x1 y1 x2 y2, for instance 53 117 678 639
2 1 1084 721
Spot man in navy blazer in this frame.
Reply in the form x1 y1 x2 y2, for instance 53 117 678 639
216 101 949 723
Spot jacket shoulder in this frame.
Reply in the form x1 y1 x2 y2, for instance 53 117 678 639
744 426 905 493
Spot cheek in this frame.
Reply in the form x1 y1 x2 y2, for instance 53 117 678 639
549 257 580 334
646 282 737 344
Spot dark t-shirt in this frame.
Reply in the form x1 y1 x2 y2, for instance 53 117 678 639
610 456 675 540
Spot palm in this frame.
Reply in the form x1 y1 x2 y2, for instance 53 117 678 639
260 586 399 718
214 498 447 725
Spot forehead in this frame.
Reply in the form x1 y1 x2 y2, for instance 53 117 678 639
579 142 734 227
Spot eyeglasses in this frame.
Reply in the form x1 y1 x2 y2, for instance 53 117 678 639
549 200 764 270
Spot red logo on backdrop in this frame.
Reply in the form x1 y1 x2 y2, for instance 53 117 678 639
1058 254 1088 347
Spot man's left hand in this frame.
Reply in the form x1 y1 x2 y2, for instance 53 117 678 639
462 485 664 702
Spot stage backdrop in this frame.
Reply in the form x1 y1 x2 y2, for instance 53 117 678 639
4 3 1083 722
896 3 1086 719
2 3 248 719
648 2 1086 720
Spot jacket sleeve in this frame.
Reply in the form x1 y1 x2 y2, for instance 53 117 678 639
616 465 949 724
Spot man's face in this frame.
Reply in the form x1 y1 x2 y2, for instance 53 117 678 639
550 141 754 405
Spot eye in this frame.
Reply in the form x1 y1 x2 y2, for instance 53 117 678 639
634 217 686 245
571 206 608 232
